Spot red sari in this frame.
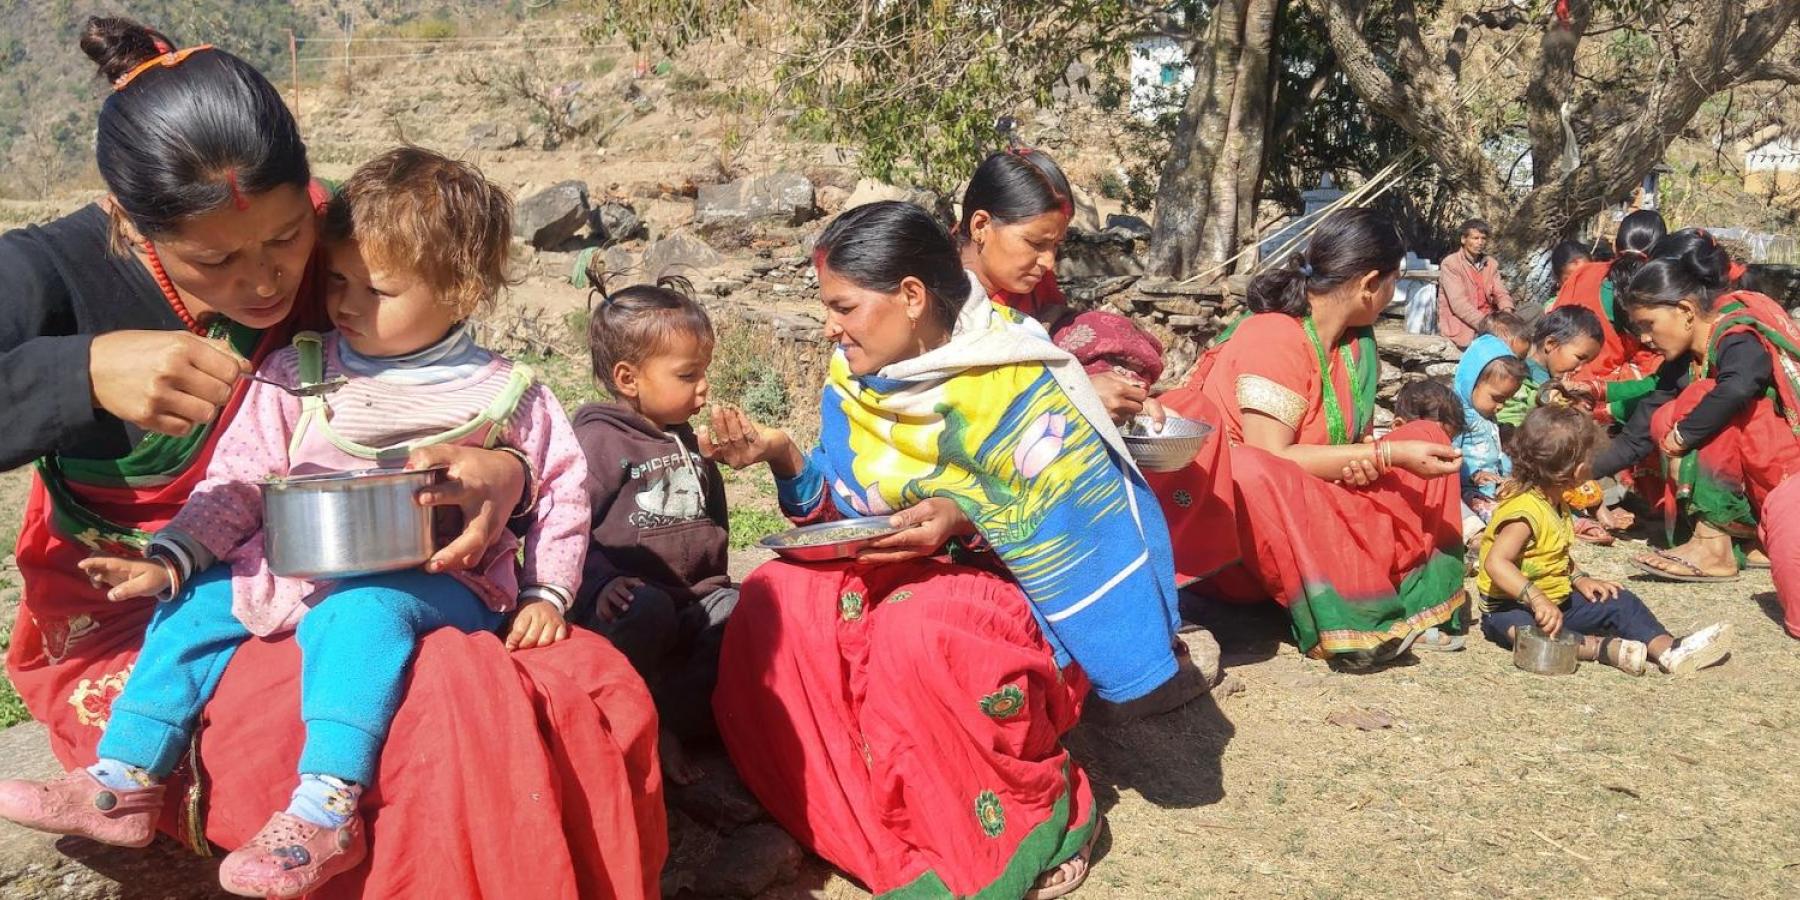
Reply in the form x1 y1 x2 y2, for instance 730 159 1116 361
990 273 1165 385
1650 291 1800 638
1153 314 1467 658
1551 260 1663 382
6 195 665 897
714 557 1096 898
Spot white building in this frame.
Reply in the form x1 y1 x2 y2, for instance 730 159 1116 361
1129 37 1191 120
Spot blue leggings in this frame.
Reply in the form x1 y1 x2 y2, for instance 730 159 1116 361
97 566 498 786
1479 588 1670 648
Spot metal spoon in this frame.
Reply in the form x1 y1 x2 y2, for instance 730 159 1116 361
247 374 348 398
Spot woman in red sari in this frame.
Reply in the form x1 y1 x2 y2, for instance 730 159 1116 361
1551 210 1667 424
705 202 1198 899
1598 230 1800 636
0 19 662 897
1154 208 1470 664
957 149 1167 424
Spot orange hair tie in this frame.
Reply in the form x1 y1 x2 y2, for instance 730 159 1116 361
112 44 215 92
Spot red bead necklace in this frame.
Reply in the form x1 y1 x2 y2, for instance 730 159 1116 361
141 241 206 335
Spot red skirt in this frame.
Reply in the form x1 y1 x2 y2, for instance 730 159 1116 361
713 558 1095 897
1155 420 1468 658
8 481 667 899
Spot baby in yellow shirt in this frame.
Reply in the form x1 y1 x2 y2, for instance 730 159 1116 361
1477 406 1731 675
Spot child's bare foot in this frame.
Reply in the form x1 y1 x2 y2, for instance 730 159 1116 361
659 728 705 786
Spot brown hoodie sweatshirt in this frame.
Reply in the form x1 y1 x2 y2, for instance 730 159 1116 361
572 401 730 615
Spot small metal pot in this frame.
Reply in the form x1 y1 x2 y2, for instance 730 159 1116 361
1513 624 1580 675
261 467 443 579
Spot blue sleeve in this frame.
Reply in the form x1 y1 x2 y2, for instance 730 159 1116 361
775 445 830 517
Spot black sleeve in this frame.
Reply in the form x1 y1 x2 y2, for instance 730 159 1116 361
1673 333 1773 448
1591 357 1687 478
0 227 98 472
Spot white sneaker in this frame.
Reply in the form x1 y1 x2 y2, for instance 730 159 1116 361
1659 623 1734 675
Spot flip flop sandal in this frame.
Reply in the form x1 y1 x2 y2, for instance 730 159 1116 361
1025 817 1102 900
1628 550 1740 583
1413 627 1466 652
1573 518 1616 546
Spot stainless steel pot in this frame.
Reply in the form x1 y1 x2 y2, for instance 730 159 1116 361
1513 624 1580 675
261 467 444 579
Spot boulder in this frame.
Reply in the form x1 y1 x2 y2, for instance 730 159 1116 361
514 180 589 249
695 172 818 228
592 202 645 244
463 121 521 151
816 184 851 215
643 232 723 279
843 178 938 212
1105 213 1153 241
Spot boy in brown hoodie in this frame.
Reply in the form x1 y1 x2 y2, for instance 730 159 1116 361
573 278 737 784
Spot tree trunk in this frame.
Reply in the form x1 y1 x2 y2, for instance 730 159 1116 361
1198 0 1280 270
1146 1 1245 278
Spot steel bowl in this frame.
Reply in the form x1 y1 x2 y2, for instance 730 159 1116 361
1121 414 1215 473
261 467 444 579
1513 624 1580 676
758 516 903 563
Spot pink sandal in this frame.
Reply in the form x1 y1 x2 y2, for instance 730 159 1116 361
0 768 164 848
217 811 366 898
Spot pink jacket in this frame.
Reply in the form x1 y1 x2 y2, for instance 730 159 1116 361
164 339 590 636
1436 250 1515 348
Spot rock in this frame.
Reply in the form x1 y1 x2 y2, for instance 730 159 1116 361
843 178 938 212
689 824 802 898
695 172 818 228
514 181 590 250
1374 326 1462 368
602 246 638 280
643 232 723 278
1177 627 1223 687
772 312 823 342
1424 362 1458 379
592 202 645 244
816 184 850 215
463 121 521 151
1068 184 1103 233
670 755 767 831
1105 213 1153 240
1058 232 1142 279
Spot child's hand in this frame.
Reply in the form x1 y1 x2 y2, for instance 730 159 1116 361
77 556 170 602
595 576 643 622
1573 576 1621 602
505 599 570 651
698 405 790 470
1527 592 1564 637
1473 471 1507 487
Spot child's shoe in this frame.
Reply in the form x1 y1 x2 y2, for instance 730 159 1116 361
1659 622 1733 675
0 768 163 848
217 810 366 898
1602 638 1648 676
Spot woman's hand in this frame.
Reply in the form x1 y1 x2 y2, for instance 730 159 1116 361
1089 370 1155 425
89 331 252 436
698 405 794 471
1658 426 1686 458
78 556 170 602
406 444 527 573
857 497 976 565
1389 440 1463 478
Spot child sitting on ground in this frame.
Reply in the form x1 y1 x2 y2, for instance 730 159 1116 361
0 148 590 898
573 276 751 785
1453 334 1527 522
1477 405 1731 676
1392 378 1485 547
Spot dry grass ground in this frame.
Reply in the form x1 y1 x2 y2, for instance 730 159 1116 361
2 342 1796 897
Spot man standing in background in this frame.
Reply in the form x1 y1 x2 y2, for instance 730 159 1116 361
1435 218 1516 347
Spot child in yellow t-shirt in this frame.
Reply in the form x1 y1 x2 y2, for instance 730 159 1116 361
1477 406 1731 675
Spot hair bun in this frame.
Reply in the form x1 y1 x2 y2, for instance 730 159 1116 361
80 16 176 84
1680 232 1730 290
